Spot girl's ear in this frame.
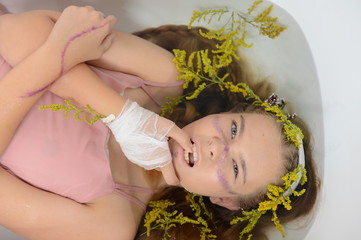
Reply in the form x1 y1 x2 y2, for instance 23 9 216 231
209 197 241 211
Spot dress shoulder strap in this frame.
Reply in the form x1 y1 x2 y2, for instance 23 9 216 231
114 182 160 211
140 80 184 107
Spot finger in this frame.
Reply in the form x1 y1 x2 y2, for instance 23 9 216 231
167 126 193 153
84 5 95 11
104 15 117 30
95 9 105 17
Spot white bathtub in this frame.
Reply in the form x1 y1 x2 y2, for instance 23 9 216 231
0 0 359 239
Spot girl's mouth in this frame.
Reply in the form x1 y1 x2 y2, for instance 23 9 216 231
184 143 198 167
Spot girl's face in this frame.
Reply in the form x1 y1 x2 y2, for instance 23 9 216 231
168 113 284 198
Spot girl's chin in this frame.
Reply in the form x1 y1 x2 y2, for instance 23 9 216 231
160 163 180 186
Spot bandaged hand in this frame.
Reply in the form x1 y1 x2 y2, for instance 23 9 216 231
103 99 192 174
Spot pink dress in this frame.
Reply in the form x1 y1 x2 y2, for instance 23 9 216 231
0 55 180 209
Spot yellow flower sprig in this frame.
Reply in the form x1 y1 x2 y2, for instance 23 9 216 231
154 2 305 240
186 194 217 240
226 82 304 147
143 199 200 238
172 47 304 146
164 0 287 117
144 193 217 240
247 0 264 15
231 165 307 240
146 163 306 240
39 100 105 125
160 95 186 117
252 4 287 39
189 0 286 41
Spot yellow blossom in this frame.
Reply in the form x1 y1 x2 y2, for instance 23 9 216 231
248 0 264 14
153 3 307 240
39 100 105 125
272 211 285 237
186 82 207 100
144 192 216 240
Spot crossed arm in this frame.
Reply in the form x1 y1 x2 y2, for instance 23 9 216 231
0 9 181 153
0 8 181 239
1 9 181 114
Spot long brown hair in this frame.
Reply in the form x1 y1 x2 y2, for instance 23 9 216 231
133 25 320 240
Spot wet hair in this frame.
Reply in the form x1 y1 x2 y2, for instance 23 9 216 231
133 25 320 239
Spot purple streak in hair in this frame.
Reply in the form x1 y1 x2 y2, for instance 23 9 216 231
20 21 109 98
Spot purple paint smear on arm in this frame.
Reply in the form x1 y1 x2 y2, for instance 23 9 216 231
20 21 109 98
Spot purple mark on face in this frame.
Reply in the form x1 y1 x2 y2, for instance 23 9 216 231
21 21 110 98
217 149 237 195
213 115 236 194
171 149 178 158
217 169 237 195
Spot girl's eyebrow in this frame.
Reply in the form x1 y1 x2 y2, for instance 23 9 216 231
238 115 247 184
239 114 245 137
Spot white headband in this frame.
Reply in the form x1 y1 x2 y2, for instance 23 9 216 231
283 136 305 197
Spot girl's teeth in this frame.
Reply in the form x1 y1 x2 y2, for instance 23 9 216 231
184 151 190 164
192 144 198 163
184 143 198 166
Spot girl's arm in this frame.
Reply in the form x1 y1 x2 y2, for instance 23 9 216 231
0 7 137 240
0 10 127 117
0 8 188 183
0 10 180 85
0 9 183 138
0 37 61 155
88 30 180 84
0 7 116 154
0 9 182 116
0 167 137 240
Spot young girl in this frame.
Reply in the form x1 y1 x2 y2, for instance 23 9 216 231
0 5 319 240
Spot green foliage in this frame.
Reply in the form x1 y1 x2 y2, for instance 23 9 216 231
168 0 303 146
157 2 306 239
143 193 216 240
231 165 307 239
39 100 105 125
163 0 286 114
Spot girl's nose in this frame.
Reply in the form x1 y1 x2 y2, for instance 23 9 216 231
208 136 228 162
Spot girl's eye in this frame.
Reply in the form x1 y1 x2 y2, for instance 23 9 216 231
233 160 239 178
231 121 237 139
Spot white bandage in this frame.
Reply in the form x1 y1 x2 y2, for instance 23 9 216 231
102 99 175 170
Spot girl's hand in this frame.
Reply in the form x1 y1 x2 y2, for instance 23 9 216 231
158 123 193 186
104 99 193 182
45 6 116 72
